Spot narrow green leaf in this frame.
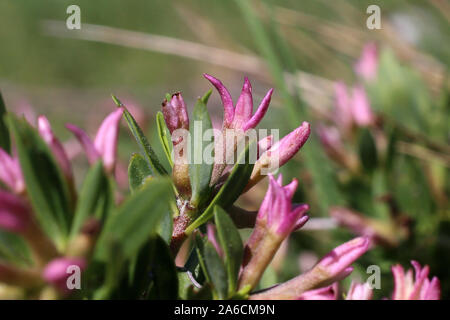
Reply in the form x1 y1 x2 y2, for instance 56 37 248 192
0 91 10 153
8 115 71 246
359 128 378 173
128 153 153 192
112 95 167 176
147 236 178 300
156 112 173 167
189 95 214 207
203 241 228 300
214 205 243 296
70 161 112 239
95 177 172 262
0 230 32 266
186 141 255 234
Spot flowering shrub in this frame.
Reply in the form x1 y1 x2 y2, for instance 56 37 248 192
0 70 441 299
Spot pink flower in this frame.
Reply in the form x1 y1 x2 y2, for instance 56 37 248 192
248 122 310 189
249 237 370 299
0 148 24 194
66 108 123 173
351 85 375 127
315 237 370 283
203 74 273 131
391 261 440 300
38 116 73 182
346 281 373 300
298 283 339 300
238 175 309 291
257 175 309 236
162 92 189 135
43 258 86 294
333 83 375 129
0 190 31 233
354 43 378 81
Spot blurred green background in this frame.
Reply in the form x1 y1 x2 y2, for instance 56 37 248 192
0 0 449 299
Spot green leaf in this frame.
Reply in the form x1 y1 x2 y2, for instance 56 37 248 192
0 230 31 266
358 128 378 173
156 111 173 167
8 115 71 247
95 177 172 262
214 206 243 296
128 153 153 192
147 236 179 300
189 95 214 207
157 210 173 245
70 161 112 239
0 91 10 153
186 141 255 234
203 241 228 300
112 95 167 176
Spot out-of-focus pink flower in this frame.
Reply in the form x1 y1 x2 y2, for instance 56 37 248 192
43 258 86 294
354 43 378 81
351 85 375 126
66 108 123 173
0 190 30 233
38 116 73 182
0 148 24 194
333 83 375 129
238 175 309 291
247 122 310 189
391 261 440 300
298 283 338 300
203 74 273 131
330 206 405 247
346 281 373 300
334 82 353 130
249 237 370 299
162 92 189 135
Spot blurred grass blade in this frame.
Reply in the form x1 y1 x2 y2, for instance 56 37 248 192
203 241 228 300
235 0 343 213
8 115 71 247
358 128 378 173
0 230 32 267
128 153 153 192
112 95 167 176
214 205 243 296
189 94 214 207
0 91 10 153
156 111 173 168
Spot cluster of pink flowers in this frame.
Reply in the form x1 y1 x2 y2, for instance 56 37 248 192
0 107 123 295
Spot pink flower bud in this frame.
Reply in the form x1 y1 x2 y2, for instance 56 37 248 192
298 283 338 300
38 116 73 182
43 258 86 294
346 281 373 300
203 74 272 131
0 148 24 194
66 108 123 173
0 190 30 233
392 261 440 300
315 237 370 282
162 92 189 134
354 43 378 81
247 122 310 189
